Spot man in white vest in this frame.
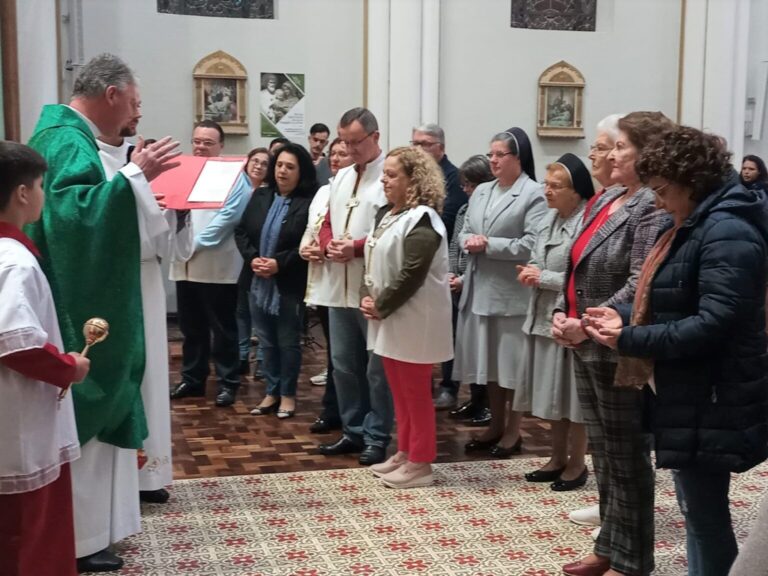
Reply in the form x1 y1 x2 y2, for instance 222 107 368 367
169 120 252 407
317 107 393 465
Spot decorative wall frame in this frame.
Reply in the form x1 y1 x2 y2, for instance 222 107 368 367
193 51 248 134
511 0 597 31
537 61 585 138
158 0 274 20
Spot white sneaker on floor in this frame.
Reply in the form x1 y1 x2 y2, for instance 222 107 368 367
568 504 601 526
380 463 433 489
310 370 327 386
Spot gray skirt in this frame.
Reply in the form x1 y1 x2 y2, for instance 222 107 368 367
452 309 526 391
514 334 584 423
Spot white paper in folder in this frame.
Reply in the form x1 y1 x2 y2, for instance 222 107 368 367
187 160 245 203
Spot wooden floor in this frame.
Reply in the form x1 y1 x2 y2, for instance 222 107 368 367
169 318 555 480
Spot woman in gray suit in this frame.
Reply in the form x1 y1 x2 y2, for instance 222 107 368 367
453 127 547 457
553 112 673 576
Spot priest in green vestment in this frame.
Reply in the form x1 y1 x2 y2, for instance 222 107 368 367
26 53 180 572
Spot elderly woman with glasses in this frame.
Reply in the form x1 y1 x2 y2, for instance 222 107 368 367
453 127 547 458
515 153 594 492
584 126 768 576
553 112 673 576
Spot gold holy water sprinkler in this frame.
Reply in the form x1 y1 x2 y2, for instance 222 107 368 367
58 318 109 401
82 317 110 355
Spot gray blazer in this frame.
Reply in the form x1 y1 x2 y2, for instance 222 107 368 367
522 202 586 337
556 185 667 362
458 175 546 317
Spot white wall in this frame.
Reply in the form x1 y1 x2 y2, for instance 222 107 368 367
438 0 682 170
79 0 365 155
17 0 58 141
744 0 768 160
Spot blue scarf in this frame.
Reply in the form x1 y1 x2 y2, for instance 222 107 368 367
252 193 291 315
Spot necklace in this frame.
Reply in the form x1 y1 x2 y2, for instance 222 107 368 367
364 208 408 287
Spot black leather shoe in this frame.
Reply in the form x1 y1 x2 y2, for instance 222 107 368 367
77 549 124 573
170 381 205 400
310 417 342 434
467 407 492 427
464 436 502 453
358 445 386 465
318 436 363 456
140 488 170 503
215 387 236 407
448 400 477 420
489 436 523 459
524 466 565 483
551 467 589 492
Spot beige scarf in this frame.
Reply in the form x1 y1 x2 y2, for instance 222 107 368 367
614 227 678 388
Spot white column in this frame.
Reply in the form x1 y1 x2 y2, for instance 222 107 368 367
387 0 422 148
366 0 392 151
420 0 440 125
680 0 751 159
16 0 59 141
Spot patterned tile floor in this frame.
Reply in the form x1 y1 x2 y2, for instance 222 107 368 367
113 457 768 575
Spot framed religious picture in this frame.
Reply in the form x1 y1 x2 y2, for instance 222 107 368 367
537 61 585 138
193 51 248 134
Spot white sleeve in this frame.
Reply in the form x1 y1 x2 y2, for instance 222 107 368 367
119 162 170 240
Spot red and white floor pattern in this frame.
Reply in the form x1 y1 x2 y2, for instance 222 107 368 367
107 458 767 575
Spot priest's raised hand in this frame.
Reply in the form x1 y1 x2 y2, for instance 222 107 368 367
131 135 182 181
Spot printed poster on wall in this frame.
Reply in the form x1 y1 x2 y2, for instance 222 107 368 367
260 73 305 139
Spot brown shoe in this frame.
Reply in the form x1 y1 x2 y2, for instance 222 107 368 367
562 556 610 576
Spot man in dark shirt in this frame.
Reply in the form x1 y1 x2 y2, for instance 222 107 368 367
411 124 465 410
411 124 465 241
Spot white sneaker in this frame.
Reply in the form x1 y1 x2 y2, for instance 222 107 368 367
380 463 434 489
310 370 327 386
568 504 601 526
591 526 601 541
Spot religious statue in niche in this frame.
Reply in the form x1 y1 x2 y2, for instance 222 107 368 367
511 0 596 31
193 51 248 134
158 0 274 19
537 61 585 138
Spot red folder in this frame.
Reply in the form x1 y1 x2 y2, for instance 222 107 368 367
150 155 246 210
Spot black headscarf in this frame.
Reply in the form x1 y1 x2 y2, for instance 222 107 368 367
504 127 536 181
554 153 594 199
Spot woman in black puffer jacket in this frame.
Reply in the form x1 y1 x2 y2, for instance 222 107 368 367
584 125 768 576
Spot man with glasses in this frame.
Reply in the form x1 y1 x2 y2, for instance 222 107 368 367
316 107 393 465
411 124 464 410
169 120 253 408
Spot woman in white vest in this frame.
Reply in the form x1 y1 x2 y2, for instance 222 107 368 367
453 127 547 458
360 146 453 489
300 138 353 433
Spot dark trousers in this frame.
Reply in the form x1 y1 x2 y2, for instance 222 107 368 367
316 306 339 422
177 280 240 391
236 280 252 362
439 297 460 395
673 467 737 576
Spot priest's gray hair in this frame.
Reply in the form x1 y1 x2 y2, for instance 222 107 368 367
73 53 136 99
595 113 624 143
413 123 445 146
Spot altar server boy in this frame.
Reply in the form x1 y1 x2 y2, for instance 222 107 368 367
0 141 90 576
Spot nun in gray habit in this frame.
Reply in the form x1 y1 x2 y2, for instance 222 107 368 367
453 127 547 458
514 152 596 491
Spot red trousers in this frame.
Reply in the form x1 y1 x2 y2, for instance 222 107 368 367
0 463 77 576
382 357 436 463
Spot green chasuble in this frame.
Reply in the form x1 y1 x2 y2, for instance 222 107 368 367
26 104 147 449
